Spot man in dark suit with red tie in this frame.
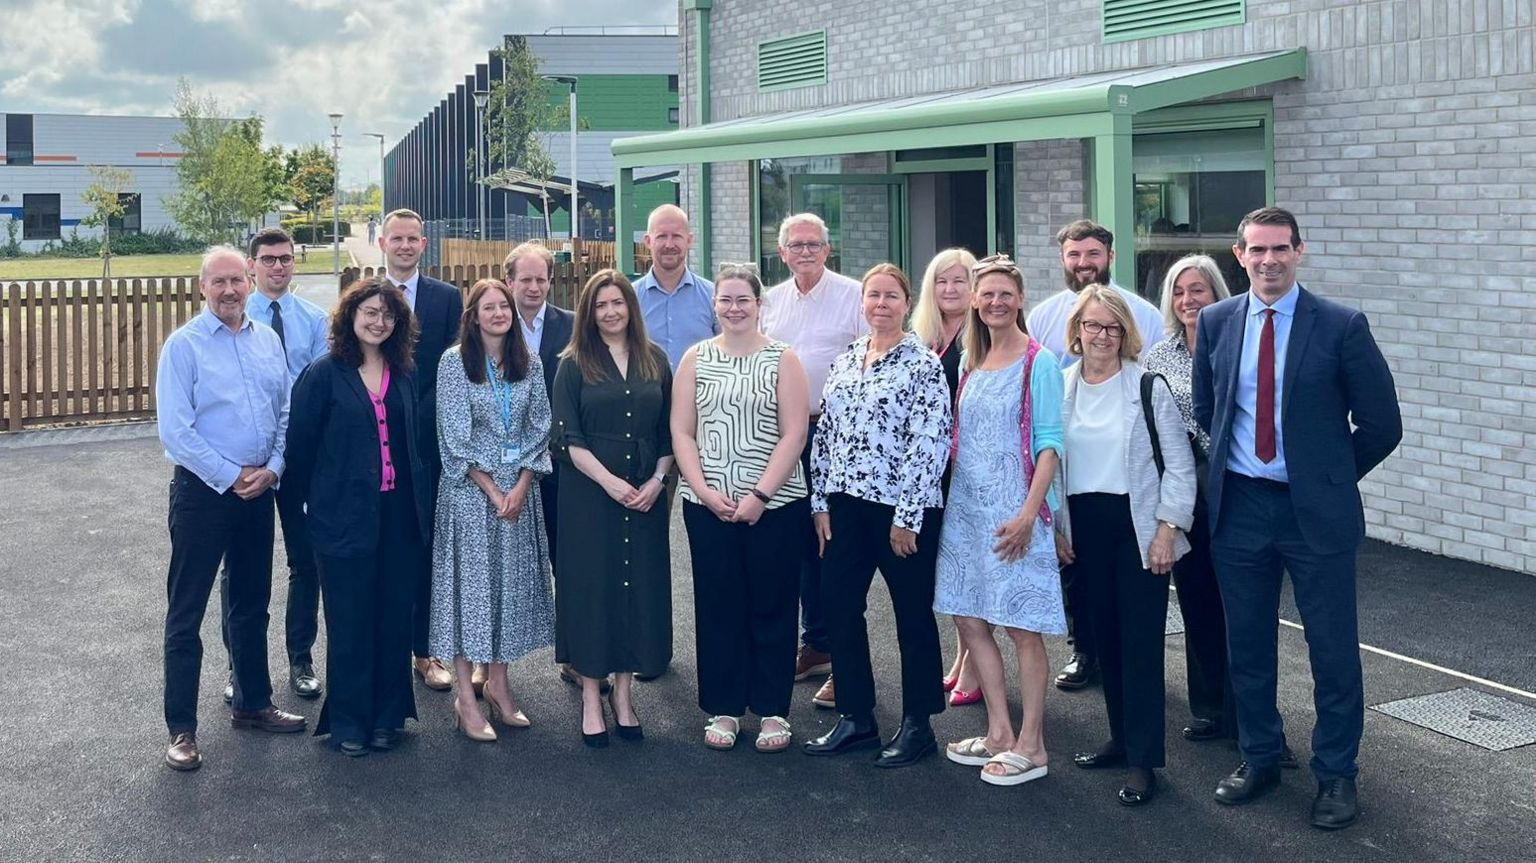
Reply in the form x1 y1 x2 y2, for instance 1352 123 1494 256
1193 207 1401 831
378 208 464 692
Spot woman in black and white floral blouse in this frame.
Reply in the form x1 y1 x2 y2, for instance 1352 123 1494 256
803 263 952 769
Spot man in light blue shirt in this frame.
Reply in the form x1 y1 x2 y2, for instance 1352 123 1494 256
635 204 717 370
157 246 306 772
1226 284 1297 483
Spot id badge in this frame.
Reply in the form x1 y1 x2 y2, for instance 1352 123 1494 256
502 444 519 464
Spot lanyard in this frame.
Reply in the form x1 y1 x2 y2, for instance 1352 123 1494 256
487 359 515 439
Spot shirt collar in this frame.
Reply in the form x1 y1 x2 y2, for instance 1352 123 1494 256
640 267 695 295
197 305 253 335
522 303 547 329
1246 283 1300 318
251 291 290 312
389 271 420 293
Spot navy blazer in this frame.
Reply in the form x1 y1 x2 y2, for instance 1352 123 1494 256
1192 285 1401 555
284 354 435 559
537 304 575 396
409 275 465 474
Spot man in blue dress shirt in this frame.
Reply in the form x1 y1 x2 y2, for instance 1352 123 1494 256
157 246 307 771
215 227 331 703
634 204 717 371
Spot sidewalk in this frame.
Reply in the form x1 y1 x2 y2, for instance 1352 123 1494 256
344 223 383 269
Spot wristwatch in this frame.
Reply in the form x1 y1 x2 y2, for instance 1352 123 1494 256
1160 520 1183 533
750 488 773 504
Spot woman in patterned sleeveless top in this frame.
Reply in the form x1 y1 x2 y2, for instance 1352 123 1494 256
671 263 811 753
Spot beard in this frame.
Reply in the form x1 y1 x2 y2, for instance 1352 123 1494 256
1064 262 1111 292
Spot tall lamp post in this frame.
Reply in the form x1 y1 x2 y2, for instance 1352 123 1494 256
472 88 489 241
328 112 343 278
542 75 578 244
363 132 386 217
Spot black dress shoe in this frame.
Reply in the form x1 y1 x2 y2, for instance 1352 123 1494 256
1214 760 1282 805
803 715 881 756
1118 768 1158 806
874 716 935 769
369 729 400 751
1073 743 1127 769
1311 776 1359 830
337 739 369 758
1054 653 1097 690
290 663 322 699
1280 744 1300 769
1182 717 1223 741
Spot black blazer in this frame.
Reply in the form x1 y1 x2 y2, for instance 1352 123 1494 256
538 304 575 396
285 354 435 559
409 275 464 474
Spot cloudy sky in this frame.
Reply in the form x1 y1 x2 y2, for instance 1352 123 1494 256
0 0 675 187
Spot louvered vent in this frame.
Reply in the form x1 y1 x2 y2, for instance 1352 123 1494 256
1103 0 1244 43
758 31 827 92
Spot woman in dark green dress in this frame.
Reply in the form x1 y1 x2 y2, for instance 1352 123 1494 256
551 269 674 748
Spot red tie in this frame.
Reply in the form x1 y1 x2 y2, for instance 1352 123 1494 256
1256 308 1277 463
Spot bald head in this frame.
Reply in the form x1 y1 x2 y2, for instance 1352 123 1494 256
646 203 690 234
643 204 693 278
200 245 247 281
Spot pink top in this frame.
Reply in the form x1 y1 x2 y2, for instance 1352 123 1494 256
367 367 395 492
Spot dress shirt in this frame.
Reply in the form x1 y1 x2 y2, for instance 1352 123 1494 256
387 271 421 312
1026 282 1165 368
810 333 951 533
635 267 718 370
761 268 868 412
156 307 290 493
520 302 547 354
245 291 329 387
1228 284 1297 483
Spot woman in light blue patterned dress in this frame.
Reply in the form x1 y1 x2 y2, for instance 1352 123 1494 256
933 255 1065 786
432 279 556 743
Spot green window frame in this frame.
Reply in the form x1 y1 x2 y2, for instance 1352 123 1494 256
1102 0 1245 44
757 30 827 92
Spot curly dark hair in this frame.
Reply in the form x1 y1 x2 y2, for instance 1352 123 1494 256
330 278 418 372
459 278 531 384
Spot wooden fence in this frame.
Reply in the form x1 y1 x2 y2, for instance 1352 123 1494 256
439 238 651 273
1 277 204 431
343 261 609 310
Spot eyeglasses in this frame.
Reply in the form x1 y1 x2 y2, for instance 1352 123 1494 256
360 307 398 324
1079 320 1125 338
784 241 826 254
714 295 757 308
256 254 295 267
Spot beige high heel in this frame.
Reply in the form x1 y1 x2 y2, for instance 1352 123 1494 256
486 692 531 729
453 700 497 742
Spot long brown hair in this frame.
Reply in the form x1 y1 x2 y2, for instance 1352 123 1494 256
330 278 417 372
563 269 661 384
459 278 530 384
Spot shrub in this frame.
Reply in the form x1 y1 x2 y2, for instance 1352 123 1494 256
112 227 204 255
0 219 20 259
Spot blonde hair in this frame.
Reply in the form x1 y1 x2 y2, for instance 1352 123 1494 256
1066 284 1142 361
1157 254 1230 338
503 241 555 279
911 248 977 349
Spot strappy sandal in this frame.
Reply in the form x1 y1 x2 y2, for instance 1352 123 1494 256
704 715 740 751
979 751 1049 786
945 736 1005 766
754 716 792 753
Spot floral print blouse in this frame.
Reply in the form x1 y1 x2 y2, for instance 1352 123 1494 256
1142 331 1211 456
810 332 952 533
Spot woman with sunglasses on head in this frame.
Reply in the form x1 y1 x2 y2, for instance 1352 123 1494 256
933 255 1066 786
429 278 556 743
911 247 982 708
1056 284 1196 806
671 263 810 753
803 263 952 768
552 269 674 748
285 279 431 757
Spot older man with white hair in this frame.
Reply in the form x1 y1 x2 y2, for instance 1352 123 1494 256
760 213 869 710
156 246 306 772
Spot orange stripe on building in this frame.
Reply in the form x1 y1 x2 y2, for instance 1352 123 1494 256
135 151 185 159
33 155 78 162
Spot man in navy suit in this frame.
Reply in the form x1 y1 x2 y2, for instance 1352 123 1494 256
378 208 464 692
1193 207 1401 830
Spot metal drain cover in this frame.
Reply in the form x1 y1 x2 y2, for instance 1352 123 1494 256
1371 687 1536 751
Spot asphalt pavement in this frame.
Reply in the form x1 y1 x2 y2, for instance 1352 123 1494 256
0 428 1532 862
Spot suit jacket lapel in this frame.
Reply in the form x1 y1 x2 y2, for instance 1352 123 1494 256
341 364 374 415
1281 286 1316 420
1219 299 1246 414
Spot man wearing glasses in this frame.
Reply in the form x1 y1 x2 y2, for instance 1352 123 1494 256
218 227 331 704
760 212 869 711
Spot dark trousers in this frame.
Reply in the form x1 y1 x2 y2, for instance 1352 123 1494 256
315 490 422 744
163 467 275 734
797 417 830 653
1061 552 1097 660
1173 490 1234 730
820 493 945 719
540 466 560 560
1066 493 1169 769
220 479 319 668
684 498 806 718
411 464 441 659
1212 472 1363 781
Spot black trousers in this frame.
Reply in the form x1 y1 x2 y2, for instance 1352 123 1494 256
1066 493 1169 769
163 467 275 734
797 418 830 653
820 493 945 720
1172 490 1234 730
684 498 806 718
315 489 422 744
1061 553 1097 660
220 479 319 668
540 464 560 562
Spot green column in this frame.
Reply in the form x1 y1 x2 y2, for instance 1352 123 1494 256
685 0 713 272
616 166 636 275
1092 114 1135 291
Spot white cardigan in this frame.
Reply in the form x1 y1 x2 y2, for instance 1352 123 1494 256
1056 360 1197 570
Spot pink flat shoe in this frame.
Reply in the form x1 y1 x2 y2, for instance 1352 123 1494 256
949 687 983 707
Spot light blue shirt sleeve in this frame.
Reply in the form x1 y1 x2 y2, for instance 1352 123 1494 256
156 329 243 493
1028 347 1066 512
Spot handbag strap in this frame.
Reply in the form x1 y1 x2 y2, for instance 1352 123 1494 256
1141 371 1165 478
950 338 1051 526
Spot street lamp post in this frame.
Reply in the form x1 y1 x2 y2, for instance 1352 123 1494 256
542 76 578 246
472 89 489 241
364 132 386 216
329 112 343 278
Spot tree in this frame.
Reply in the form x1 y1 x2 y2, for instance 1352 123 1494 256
80 165 133 278
285 144 336 235
479 35 570 236
163 79 281 244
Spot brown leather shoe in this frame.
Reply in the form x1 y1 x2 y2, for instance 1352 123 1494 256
165 733 201 771
414 656 453 691
812 674 836 709
795 646 832 681
231 704 306 733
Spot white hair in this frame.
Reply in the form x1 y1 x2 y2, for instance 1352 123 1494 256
200 245 247 280
1157 254 1231 337
777 213 829 247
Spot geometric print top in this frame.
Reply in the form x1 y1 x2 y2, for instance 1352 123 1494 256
681 339 808 509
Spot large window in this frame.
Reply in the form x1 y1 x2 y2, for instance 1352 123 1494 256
109 193 141 235
756 154 901 284
22 194 60 240
5 113 34 166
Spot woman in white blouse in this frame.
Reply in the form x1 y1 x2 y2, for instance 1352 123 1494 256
1056 284 1195 807
803 263 952 769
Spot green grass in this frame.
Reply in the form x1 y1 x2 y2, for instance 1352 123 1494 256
0 252 341 280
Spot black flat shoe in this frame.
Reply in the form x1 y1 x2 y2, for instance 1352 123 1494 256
608 692 643 741
803 715 881 756
1182 717 1223 741
1214 760 1282 805
337 739 369 758
1311 777 1359 830
582 729 609 749
1054 653 1097 690
1073 744 1127 769
1118 769 1157 806
368 729 400 751
874 716 935 769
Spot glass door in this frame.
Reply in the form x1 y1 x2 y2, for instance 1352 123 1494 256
786 173 908 282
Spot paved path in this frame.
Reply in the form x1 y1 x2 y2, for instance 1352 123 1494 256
1 434 1532 862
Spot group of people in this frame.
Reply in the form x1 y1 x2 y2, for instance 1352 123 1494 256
155 202 1400 833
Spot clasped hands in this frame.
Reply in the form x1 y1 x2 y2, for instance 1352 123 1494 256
233 465 277 500
698 488 764 525
602 475 665 513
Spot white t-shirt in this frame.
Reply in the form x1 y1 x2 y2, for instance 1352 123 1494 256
761 268 868 413
1027 282 1164 367
1065 370 1129 495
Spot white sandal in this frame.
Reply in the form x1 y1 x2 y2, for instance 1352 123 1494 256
945 736 1004 766
704 715 740 751
755 716 792 753
979 751 1049 786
